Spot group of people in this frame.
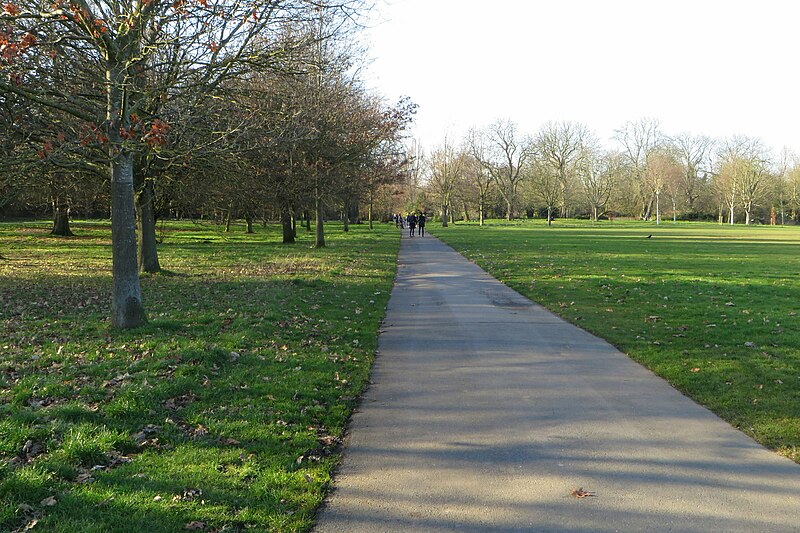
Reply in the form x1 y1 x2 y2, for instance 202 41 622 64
393 212 426 237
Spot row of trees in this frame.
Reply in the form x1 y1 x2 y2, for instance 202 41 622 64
418 118 800 227
1 0 415 327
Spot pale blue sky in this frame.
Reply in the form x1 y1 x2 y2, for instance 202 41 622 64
365 0 800 154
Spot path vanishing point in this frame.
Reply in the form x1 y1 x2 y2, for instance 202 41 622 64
313 231 800 532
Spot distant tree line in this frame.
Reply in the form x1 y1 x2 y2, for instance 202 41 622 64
414 118 800 227
1 0 415 328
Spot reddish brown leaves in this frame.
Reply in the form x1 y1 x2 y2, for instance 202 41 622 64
143 118 170 147
570 487 596 498
2 2 20 16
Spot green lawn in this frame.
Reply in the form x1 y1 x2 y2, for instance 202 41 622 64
0 220 399 533
430 219 800 462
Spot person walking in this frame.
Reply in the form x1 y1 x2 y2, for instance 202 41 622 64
417 212 426 236
407 212 417 238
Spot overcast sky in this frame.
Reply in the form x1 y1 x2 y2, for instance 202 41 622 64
364 0 800 154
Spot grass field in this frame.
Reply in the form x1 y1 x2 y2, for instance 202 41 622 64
0 220 399 533
430 219 800 463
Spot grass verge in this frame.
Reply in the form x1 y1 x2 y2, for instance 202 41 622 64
431 219 800 462
0 219 399 533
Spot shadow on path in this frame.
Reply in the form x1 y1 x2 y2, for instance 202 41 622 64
314 231 800 532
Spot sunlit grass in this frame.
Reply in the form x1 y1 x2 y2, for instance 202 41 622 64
0 219 399 532
431 219 800 462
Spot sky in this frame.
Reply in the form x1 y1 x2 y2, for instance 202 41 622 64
363 0 800 155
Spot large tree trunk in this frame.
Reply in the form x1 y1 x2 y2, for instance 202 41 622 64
281 203 295 244
304 209 311 231
441 204 449 227
136 178 161 273
479 197 485 226
51 201 74 236
110 152 147 329
245 215 254 234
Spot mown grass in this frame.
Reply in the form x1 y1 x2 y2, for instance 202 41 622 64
430 219 800 462
0 219 399 533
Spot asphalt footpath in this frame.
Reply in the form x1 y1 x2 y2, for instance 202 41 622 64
313 230 800 532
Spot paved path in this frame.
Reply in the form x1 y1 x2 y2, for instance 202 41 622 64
314 231 800 532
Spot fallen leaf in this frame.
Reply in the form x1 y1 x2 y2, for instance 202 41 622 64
40 496 57 506
16 503 35 514
691 367 701 373
570 487 596 498
75 471 95 484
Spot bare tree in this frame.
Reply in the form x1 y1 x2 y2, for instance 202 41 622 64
614 118 662 220
671 133 714 213
526 155 561 225
645 148 682 224
578 149 620 222
427 137 464 227
536 121 595 218
465 127 495 225
478 119 532 220
717 136 771 225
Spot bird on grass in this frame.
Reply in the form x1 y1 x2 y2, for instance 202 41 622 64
646 234 652 239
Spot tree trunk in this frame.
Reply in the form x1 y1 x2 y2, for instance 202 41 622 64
245 215 254 233
505 198 512 220
315 188 325 248
729 204 735 225
655 192 661 225
281 203 295 244
110 152 147 329
479 198 485 226
135 178 161 273
304 209 311 231
225 202 233 232
441 205 449 227
51 201 74 236
547 206 553 226
462 201 470 222
368 190 374 230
